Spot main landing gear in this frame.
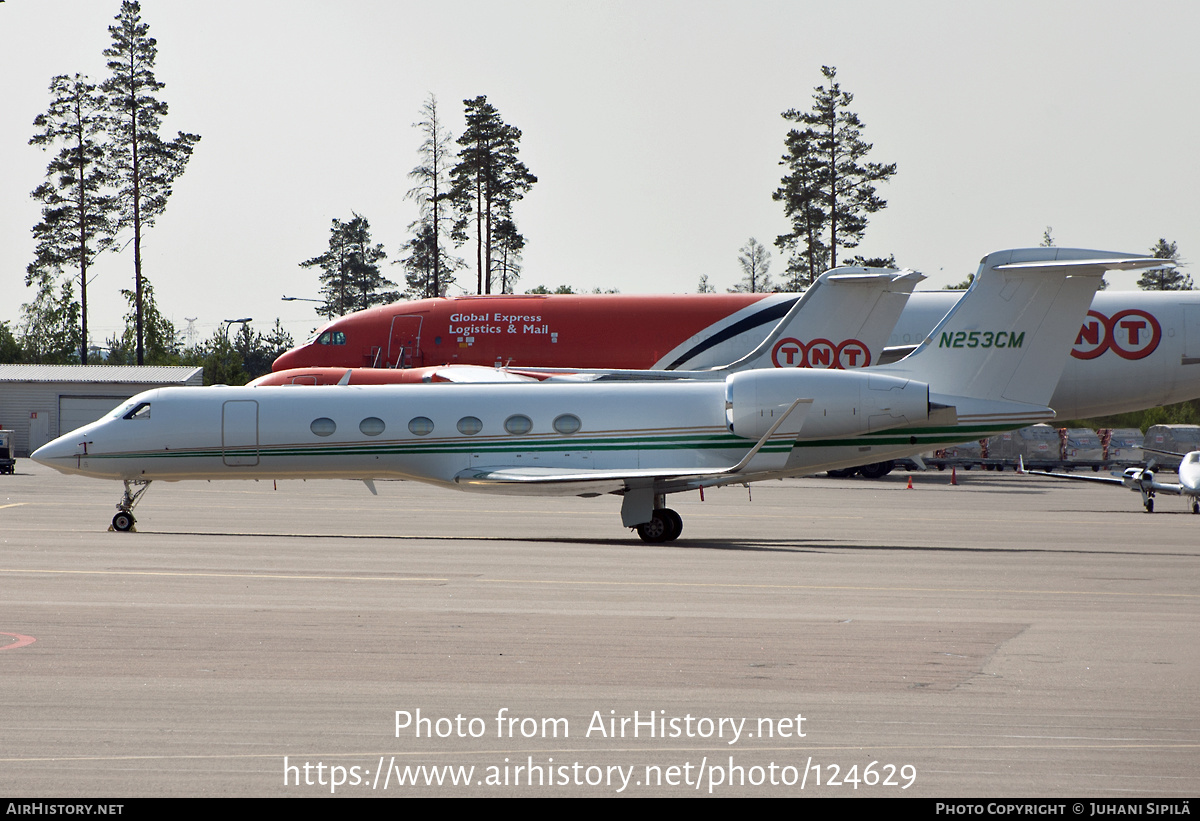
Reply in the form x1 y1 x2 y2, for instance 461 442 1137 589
635 508 683 543
112 479 151 532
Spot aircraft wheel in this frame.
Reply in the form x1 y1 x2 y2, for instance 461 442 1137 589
635 512 669 544
1192 500 1199 515
858 461 895 480
1145 499 1155 514
112 511 135 532
661 508 683 542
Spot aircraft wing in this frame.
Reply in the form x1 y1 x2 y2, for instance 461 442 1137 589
455 398 812 493
1139 446 1189 460
1018 458 1186 496
1019 466 1129 487
454 464 733 495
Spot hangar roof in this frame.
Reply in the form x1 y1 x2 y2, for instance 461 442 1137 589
0 364 204 384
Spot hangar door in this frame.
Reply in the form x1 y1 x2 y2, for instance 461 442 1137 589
222 400 260 466
59 395 132 438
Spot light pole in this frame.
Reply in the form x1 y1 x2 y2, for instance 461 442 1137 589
222 317 252 382
282 295 332 319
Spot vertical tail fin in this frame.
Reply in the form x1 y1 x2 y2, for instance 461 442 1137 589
879 248 1167 407
720 267 924 373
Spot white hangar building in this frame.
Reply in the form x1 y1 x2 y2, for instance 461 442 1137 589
0 364 204 458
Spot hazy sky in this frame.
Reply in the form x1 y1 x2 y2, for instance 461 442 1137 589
2 0 1197 347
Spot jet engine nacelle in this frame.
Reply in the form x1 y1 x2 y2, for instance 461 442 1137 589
725 369 929 440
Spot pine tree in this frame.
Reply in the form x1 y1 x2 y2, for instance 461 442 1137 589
774 126 827 288
406 94 457 298
102 0 200 365
0 322 22 363
302 215 398 315
775 66 895 284
492 217 525 294
28 74 117 365
19 272 82 364
398 220 461 299
448 96 536 293
105 279 178 365
730 238 774 293
1138 239 1194 290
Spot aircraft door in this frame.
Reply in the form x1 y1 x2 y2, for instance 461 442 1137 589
222 400 260 466
1183 306 1200 365
388 315 424 369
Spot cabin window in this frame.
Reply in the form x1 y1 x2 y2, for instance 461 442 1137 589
123 402 151 420
553 414 582 435
310 417 337 437
359 417 385 436
504 414 533 435
408 417 435 436
457 416 483 436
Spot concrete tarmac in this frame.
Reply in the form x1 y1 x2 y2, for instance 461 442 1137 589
1 462 1197 797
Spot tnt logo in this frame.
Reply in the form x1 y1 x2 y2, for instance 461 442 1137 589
1072 309 1161 361
771 337 873 369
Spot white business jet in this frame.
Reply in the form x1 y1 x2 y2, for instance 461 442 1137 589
1019 448 1200 514
33 248 1164 541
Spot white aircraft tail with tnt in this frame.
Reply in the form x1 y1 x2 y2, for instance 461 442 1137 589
715 267 924 373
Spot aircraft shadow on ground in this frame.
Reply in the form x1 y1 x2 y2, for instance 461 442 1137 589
145 530 1194 558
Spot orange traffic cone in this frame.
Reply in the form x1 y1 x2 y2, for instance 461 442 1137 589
906 476 913 489
951 467 958 486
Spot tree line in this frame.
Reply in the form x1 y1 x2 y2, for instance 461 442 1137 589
18 0 198 367
13 14 1190 383
713 68 1190 296
303 94 538 317
3 1 300 383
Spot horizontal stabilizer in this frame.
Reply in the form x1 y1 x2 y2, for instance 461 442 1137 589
881 249 1167 408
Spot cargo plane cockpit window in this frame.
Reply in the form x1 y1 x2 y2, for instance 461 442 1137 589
123 402 151 420
316 331 347 346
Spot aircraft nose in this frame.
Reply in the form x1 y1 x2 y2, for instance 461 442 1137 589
32 434 85 473
272 347 301 372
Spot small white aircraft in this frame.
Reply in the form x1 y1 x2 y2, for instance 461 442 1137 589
33 248 1166 540
1019 449 1200 514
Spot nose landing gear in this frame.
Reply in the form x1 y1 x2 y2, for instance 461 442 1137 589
111 479 152 532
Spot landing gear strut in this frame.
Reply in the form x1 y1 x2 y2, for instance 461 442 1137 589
636 508 683 543
112 479 151 532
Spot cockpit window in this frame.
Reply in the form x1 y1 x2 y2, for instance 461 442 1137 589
123 402 151 420
317 331 347 345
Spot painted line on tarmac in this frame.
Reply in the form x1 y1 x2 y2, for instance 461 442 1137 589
2 568 1193 599
478 577 1200 599
0 568 447 583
